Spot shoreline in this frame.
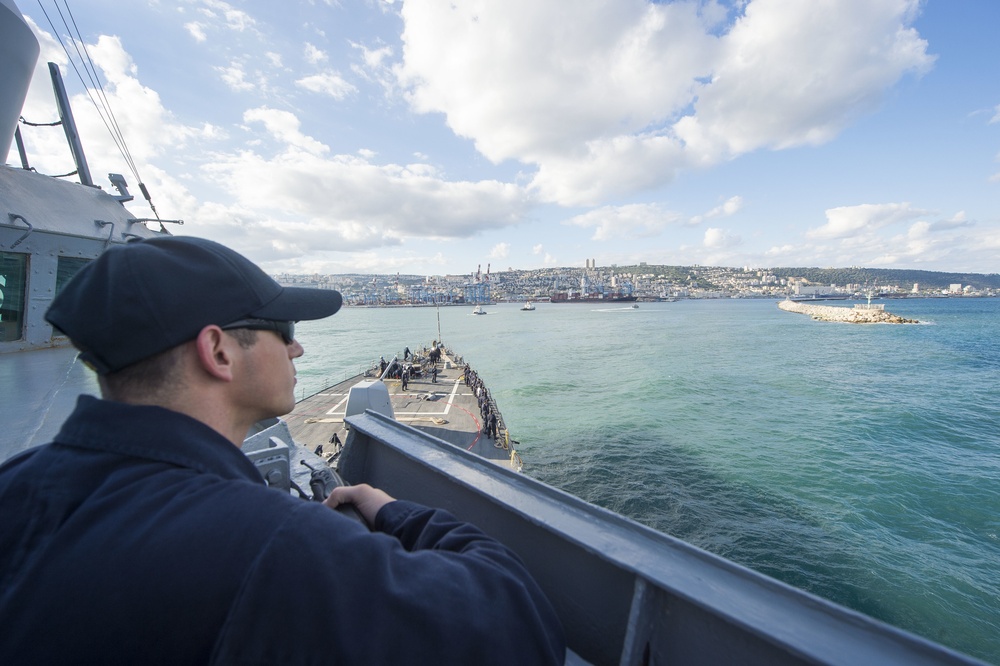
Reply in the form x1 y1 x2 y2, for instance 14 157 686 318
778 299 919 324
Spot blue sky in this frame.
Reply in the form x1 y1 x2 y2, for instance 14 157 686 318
10 0 1000 275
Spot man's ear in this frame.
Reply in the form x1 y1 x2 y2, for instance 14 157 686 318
194 325 237 382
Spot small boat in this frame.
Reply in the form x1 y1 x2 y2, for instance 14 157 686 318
631 303 639 309
472 305 487 315
521 301 535 311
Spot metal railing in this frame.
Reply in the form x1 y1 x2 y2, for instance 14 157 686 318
338 411 985 666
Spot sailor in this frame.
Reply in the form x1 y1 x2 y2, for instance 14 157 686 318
0 236 564 664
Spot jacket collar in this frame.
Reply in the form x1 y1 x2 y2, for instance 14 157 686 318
54 395 264 484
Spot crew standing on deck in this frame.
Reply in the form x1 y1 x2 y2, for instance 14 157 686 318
329 431 343 454
0 236 565 665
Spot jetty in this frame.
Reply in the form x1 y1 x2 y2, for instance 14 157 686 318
778 299 919 323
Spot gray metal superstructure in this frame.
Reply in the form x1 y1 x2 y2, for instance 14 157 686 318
0 0 38 162
1 4 166 455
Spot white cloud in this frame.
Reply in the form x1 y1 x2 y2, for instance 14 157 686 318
19 29 205 170
216 63 256 92
690 195 743 225
352 43 396 93
243 107 330 155
304 43 328 65
202 0 257 33
192 108 534 255
396 0 933 206
358 43 393 70
765 244 798 259
908 220 931 239
19 2 992 276
490 242 510 259
185 22 208 43
565 203 684 241
19 12 532 267
710 195 743 218
704 227 741 249
807 202 930 240
295 72 357 99
676 0 933 157
929 211 974 232
748 206 990 272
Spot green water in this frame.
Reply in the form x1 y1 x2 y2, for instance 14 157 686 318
296 297 1000 663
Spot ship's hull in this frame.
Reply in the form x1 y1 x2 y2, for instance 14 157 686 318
550 294 637 303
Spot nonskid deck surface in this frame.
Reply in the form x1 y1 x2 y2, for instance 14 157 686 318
0 346 99 462
284 353 515 467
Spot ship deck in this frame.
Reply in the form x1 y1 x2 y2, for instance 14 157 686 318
283 349 520 471
0 345 99 462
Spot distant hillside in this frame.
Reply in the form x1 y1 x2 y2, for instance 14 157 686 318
765 267 1000 290
608 264 999 290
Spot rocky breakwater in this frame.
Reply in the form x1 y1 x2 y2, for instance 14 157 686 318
778 300 919 324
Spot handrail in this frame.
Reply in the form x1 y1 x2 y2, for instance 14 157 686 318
338 411 985 666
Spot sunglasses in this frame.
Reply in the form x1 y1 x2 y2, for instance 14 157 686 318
220 318 295 344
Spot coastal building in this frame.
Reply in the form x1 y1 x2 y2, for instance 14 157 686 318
269 266 997 304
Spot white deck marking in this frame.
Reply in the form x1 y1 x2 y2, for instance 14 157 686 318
324 393 352 416
323 379 465 417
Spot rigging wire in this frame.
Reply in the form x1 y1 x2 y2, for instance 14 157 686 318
34 0 160 219
60 2 140 181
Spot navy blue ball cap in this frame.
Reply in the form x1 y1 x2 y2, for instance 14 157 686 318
45 235 342 374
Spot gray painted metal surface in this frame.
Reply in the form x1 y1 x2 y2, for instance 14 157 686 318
0 166 156 245
1 165 166 354
338 410 986 666
0 0 38 161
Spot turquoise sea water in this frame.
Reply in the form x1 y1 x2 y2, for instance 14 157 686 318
294 297 1000 663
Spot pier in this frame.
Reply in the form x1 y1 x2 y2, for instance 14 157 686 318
778 299 919 323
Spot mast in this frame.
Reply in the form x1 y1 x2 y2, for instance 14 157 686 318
48 62 94 186
437 302 442 345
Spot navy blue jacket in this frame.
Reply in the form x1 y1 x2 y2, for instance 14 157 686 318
0 396 565 664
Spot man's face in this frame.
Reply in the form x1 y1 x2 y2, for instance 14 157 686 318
234 329 304 421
